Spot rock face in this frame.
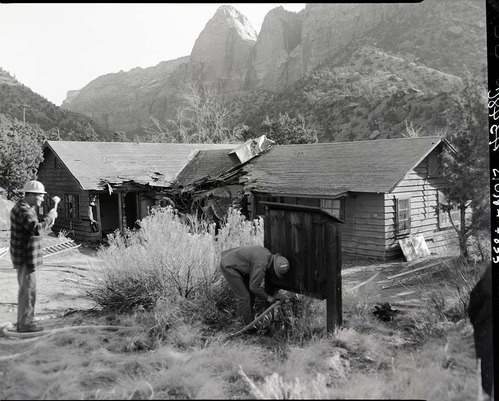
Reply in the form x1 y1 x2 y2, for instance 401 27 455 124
250 3 404 91
61 57 188 134
188 5 257 92
247 6 303 91
61 0 486 137
299 3 400 71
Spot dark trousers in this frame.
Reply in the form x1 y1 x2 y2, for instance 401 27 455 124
474 331 493 397
221 265 255 326
16 264 37 329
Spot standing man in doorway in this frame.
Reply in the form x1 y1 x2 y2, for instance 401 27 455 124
10 180 58 333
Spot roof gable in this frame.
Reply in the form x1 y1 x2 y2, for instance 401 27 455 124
45 141 236 190
242 136 448 196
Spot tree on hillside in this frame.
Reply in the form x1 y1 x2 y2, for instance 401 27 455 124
232 123 254 142
46 129 61 141
439 71 489 259
0 120 45 199
146 83 240 144
69 123 99 141
259 113 318 144
112 131 128 142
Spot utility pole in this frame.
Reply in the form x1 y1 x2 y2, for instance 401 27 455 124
22 104 29 124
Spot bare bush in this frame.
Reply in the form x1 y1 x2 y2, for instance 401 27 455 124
86 206 263 314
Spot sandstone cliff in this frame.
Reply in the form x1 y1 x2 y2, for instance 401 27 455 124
246 6 303 91
187 5 257 92
62 56 188 134
278 2 401 88
60 0 486 140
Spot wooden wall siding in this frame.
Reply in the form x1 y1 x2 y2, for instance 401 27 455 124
342 193 386 259
384 153 459 259
38 150 99 242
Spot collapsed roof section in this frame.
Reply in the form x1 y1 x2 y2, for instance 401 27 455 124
173 135 274 193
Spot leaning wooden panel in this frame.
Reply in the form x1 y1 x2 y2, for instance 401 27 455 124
263 202 343 332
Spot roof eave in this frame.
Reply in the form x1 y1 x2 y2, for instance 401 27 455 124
387 136 445 193
45 141 85 191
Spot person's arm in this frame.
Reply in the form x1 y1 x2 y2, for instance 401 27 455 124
18 205 56 235
88 206 97 223
248 259 273 301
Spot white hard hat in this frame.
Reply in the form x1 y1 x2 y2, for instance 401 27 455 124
23 180 47 194
273 253 290 278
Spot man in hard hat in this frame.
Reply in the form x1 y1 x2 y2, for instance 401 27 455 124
10 180 58 333
220 245 290 328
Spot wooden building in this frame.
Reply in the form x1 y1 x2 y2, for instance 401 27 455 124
37 141 236 242
37 136 462 260
241 136 461 259
173 136 462 260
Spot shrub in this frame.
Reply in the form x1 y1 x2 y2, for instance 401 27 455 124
416 257 487 322
87 206 263 314
215 207 263 256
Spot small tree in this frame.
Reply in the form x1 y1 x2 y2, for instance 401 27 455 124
69 123 99 141
112 131 128 142
146 83 239 144
439 72 489 259
402 119 423 138
259 113 318 144
0 119 45 199
46 129 61 141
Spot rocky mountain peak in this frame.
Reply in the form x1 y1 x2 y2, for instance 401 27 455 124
208 5 257 41
188 5 257 92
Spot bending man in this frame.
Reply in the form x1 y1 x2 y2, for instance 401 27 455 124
220 245 290 327
10 180 58 333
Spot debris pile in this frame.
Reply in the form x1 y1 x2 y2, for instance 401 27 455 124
373 302 400 322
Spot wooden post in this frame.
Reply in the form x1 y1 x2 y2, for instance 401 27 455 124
326 222 342 331
118 192 124 234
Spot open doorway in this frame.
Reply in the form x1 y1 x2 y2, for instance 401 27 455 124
124 192 138 229
99 193 119 238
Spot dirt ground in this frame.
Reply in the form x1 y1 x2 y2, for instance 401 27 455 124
0 245 99 326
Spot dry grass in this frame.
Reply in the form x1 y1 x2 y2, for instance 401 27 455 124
0 210 487 400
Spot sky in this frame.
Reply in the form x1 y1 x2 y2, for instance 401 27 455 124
0 3 306 107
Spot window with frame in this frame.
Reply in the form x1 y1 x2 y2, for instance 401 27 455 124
437 191 460 229
320 199 344 220
41 192 50 216
395 196 411 235
65 194 80 219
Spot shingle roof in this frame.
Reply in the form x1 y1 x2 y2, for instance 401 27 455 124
175 149 237 188
46 141 236 190
242 136 449 196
